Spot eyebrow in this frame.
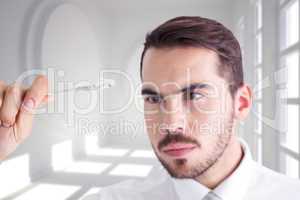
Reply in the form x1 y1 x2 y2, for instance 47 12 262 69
141 83 211 97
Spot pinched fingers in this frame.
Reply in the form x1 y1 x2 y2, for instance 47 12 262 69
0 82 24 128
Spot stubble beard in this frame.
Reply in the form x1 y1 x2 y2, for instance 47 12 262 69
154 117 234 179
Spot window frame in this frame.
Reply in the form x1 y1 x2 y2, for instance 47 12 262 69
278 0 300 179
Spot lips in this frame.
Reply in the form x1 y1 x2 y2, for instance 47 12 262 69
162 143 197 157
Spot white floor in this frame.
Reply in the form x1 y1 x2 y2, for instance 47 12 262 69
2 146 160 200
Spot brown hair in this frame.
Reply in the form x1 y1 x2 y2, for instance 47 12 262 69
140 16 244 96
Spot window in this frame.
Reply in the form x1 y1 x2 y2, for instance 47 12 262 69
283 51 299 98
279 0 300 178
280 0 299 50
280 152 299 178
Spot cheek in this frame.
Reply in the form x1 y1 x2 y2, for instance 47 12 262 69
187 103 232 138
143 103 161 116
189 91 233 120
144 112 160 132
187 97 221 116
144 113 162 143
188 100 219 125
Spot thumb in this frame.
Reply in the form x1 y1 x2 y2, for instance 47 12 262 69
15 75 48 141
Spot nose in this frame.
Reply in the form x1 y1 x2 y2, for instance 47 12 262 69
159 95 186 135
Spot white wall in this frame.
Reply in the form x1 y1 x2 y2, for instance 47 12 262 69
0 0 237 195
0 0 112 190
0 0 37 82
231 0 257 157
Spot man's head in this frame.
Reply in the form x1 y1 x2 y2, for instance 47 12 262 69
140 16 252 179
140 16 244 96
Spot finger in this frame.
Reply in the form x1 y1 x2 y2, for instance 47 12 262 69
21 75 48 113
0 81 6 107
0 81 7 126
15 75 48 141
38 94 54 108
41 93 53 104
0 83 24 128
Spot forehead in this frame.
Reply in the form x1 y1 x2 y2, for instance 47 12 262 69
142 47 224 91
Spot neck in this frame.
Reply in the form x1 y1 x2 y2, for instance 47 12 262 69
195 136 244 189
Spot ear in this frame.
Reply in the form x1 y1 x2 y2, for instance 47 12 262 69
233 84 252 121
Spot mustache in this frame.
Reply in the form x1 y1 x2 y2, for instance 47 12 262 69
158 133 200 151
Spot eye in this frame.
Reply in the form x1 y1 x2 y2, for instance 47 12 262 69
185 91 205 101
144 95 162 104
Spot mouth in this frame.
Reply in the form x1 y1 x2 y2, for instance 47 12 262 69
161 143 197 158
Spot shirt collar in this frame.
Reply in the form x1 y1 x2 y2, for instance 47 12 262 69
171 177 210 200
213 138 255 200
171 138 254 200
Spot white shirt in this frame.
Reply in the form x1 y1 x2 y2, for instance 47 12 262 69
83 138 300 200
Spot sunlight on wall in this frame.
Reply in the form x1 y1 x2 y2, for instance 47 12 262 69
63 161 111 174
285 155 299 179
85 135 129 157
52 139 113 174
0 154 30 199
14 183 80 200
52 140 73 171
85 135 99 154
129 150 156 158
109 164 153 177
79 187 102 200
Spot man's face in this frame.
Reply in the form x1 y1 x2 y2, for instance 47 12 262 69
141 47 236 179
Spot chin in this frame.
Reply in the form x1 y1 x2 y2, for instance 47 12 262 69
159 154 209 179
159 157 193 177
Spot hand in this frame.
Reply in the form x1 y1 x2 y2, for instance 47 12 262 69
0 75 49 161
